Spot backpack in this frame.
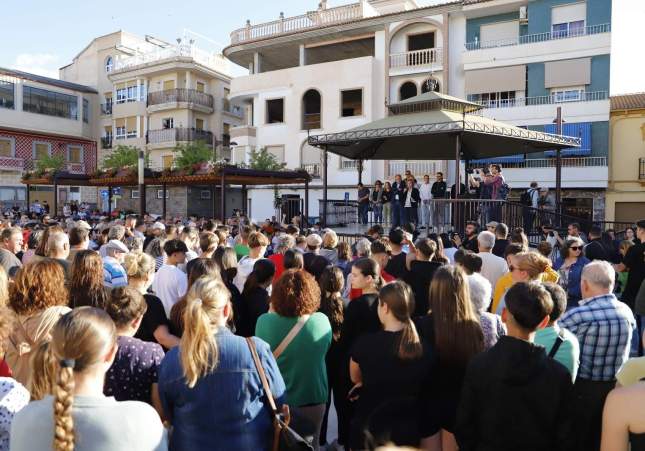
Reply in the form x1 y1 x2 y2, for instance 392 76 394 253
520 188 535 206
498 182 510 200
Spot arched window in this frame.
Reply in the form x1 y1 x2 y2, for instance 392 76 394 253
421 78 440 93
302 89 321 130
399 82 418 101
105 56 113 73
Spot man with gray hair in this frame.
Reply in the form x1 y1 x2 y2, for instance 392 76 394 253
46 231 71 279
0 227 23 277
559 260 636 451
477 230 508 293
99 224 126 258
268 234 296 280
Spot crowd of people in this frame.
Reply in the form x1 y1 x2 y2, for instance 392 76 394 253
0 208 643 451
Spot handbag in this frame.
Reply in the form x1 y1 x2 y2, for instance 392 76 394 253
246 337 314 451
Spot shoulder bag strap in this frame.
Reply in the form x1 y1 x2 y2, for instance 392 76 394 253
272 315 311 360
548 330 566 358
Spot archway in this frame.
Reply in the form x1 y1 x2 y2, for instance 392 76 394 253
399 82 418 101
302 89 321 130
421 78 440 93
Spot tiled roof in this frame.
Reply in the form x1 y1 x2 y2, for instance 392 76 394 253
0 67 98 94
610 93 645 111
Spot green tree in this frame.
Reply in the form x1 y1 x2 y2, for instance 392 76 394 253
249 147 286 171
102 145 143 169
35 154 65 174
173 140 214 170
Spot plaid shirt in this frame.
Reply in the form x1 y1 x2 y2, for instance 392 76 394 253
560 293 636 381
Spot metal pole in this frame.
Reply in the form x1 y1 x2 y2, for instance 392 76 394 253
454 134 461 197
162 184 167 219
107 186 112 216
53 179 58 218
304 179 309 227
26 185 30 214
555 106 563 220
212 184 217 219
138 150 145 217
357 159 363 185
323 148 328 228
241 184 247 216
220 173 226 223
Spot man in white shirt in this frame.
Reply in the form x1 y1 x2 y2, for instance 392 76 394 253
152 239 188 317
419 174 432 231
477 231 508 293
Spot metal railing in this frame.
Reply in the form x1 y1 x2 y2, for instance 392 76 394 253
100 102 113 115
66 163 85 174
389 48 443 69
147 128 213 145
147 89 214 109
222 99 244 117
114 44 230 74
388 161 441 178
341 159 360 170
465 23 611 50
100 137 113 149
476 91 608 109
302 163 321 179
230 2 363 44
640 158 645 180
467 157 607 169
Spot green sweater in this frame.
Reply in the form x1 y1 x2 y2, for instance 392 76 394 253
256 312 332 406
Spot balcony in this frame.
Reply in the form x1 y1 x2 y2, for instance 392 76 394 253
113 44 230 75
100 137 113 149
222 99 244 118
476 91 609 109
229 2 363 45
147 128 213 147
302 163 321 179
388 160 441 178
147 88 214 113
465 23 611 50
66 163 86 174
640 158 645 180
389 48 443 73
100 102 113 115
0 156 24 172
467 157 607 169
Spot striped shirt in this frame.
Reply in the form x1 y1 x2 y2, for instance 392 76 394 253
102 256 128 288
559 293 635 381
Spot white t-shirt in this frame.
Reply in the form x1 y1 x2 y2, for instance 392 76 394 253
152 264 188 318
419 183 432 201
233 256 261 293
478 251 508 293
10 395 167 451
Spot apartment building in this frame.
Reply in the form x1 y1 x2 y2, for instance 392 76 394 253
225 0 611 223
60 31 244 217
605 94 645 223
0 68 98 211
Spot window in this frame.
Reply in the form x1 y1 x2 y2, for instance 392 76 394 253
0 138 14 157
67 145 83 163
196 82 205 93
551 2 586 38
340 157 359 170
200 190 211 200
266 98 284 124
126 117 137 138
195 118 204 131
552 20 584 38
421 78 440 93
82 98 89 123
105 56 113 73
407 32 435 51
223 87 231 111
551 87 585 102
399 82 417 101
341 89 362 117
131 190 139 199
265 145 285 163
23 86 78 120
469 91 517 107
115 81 138 103
222 123 230 147
163 80 175 91
162 155 174 169
162 118 174 129
157 189 170 199
0 81 14 109
33 142 51 160
115 125 126 139
302 90 321 130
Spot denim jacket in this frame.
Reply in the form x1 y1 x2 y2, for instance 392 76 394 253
554 256 590 303
158 329 286 451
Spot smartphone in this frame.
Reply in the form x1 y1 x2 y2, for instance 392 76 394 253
402 244 410 254
347 385 362 401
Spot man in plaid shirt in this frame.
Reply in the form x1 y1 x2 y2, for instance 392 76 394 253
559 260 636 451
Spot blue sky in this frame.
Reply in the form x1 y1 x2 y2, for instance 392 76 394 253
0 0 642 94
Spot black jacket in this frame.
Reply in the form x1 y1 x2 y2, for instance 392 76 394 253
404 260 443 317
455 336 574 451
491 239 509 258
402 187 421 208
391 181 405 204
431 181 447 199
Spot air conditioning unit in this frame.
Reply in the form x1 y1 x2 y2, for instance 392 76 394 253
519 6 528 24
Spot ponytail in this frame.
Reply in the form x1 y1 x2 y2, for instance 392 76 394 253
398 319 422 360
53 362 75 451
242 259 276 297
242 272 260 298
180 299 218 388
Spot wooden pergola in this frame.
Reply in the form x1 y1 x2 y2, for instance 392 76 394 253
23 166 312 223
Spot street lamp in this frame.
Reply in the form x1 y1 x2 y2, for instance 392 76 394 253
138 149 146 216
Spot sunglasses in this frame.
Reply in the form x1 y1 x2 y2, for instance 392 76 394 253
570 246 582 251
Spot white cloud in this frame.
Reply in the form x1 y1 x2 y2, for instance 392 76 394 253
12 53 61 79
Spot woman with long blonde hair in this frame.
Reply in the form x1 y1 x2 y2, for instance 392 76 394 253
417 265 484 451
157 277 286 450
10 307 167 451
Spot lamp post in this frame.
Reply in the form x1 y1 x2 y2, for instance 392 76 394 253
138 149 146 216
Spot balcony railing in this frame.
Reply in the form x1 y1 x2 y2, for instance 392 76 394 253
114 44 230 75
477 91 609 109
222 99 244 117
100 137 113 149
465 23 611 50
0 156 24 171
302 163 321 179
466 157 607 169
640 158 645 180
66 163 85 174
388 161 441 178
147 128 213 145
100 102 113 115
389 48 443 69
230 2 363 44
147 88 214 109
